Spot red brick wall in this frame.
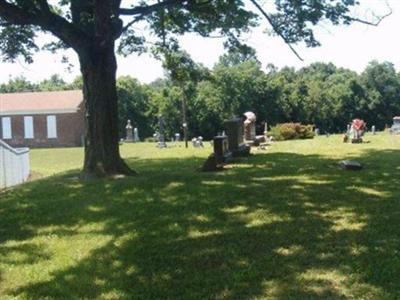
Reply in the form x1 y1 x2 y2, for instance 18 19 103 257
0 106 85 148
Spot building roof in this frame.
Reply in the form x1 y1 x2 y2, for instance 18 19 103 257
0 90 83 116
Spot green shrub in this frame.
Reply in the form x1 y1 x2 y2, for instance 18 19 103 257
269 123 315 141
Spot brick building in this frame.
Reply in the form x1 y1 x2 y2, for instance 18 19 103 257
0 90 85 148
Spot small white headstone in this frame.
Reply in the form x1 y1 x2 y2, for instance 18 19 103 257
133 127 140 142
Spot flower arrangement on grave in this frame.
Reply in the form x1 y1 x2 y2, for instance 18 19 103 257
346 118 365 143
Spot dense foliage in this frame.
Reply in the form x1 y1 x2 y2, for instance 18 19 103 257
2 59 399 140
269 123 315 141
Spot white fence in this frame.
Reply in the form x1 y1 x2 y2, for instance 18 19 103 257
0 140 30 189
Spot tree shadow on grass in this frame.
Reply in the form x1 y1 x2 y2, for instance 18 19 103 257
0 149 399 299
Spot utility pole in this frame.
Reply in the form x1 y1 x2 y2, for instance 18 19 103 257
181 84 189 148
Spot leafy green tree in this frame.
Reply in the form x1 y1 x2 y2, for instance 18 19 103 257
161 49 210 147
67 75 83 90
38 74 67 91
0 75 37 92
323 69 365 132
360 61 400 129
117 76 153 140
268 67 299 122
190 51 269 137
148 83 183 139
213 56 266 120
193 80 226 138
218 45 259 67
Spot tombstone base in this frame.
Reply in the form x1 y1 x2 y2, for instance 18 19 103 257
244 138 255 144
339 160 363 170
156 142 167 148
232 144 251 157
351 138 363 144
201 153 224 172
256 135 266 143
389 127 400 134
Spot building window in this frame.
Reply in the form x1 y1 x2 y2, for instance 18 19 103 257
47 115 57 138
1 117 12 139
24 116 34 139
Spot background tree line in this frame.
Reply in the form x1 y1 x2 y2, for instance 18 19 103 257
2 56 400 140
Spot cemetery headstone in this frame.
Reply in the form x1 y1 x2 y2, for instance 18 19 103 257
243 111 256 141
175 133 181 142
192 136 204 148
201 153 219 172
213 135 229 164
339 160 363 170
133 127 140 142
371 125 376 135
224 118 250 157
390 116 400 134
349 119 365 143
125 120 134 142
224 118 244 152
264 122 268 136
157 115 167 148
201 135 230 172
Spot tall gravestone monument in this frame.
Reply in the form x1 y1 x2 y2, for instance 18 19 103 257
133 128 140 142
157 115 167 148
243 111 256 141
224 118 244 152
125 120 134 142
264 122 268 137
224 117 250 157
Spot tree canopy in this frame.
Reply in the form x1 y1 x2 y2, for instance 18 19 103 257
3 59 399 139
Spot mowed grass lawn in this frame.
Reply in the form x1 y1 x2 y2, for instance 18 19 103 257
1 134 400 299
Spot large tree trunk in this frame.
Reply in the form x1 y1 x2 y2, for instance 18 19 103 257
79 43 136 179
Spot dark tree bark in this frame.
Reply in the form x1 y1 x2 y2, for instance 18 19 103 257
79 42 136 179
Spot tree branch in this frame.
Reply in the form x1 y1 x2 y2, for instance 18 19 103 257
120 0 213 34
36 0 51 14
121 16 143 33
249 0 304 61
0 0 89 51
119 0 184 16
345 5 392 26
